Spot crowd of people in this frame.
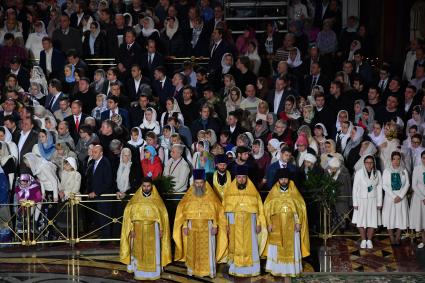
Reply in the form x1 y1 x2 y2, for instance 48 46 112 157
0 0 425 280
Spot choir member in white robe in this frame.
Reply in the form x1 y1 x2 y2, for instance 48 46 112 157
352 155 383 249
410 150 425 249
382 151 410 245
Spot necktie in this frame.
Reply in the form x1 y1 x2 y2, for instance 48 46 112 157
75 116 79 131
211 43 217 56
48 96 55 110
127 44 131 50
312 76 317 88
148 54 152 66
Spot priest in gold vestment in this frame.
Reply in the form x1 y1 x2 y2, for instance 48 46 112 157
211 154 232 201
223 165 268 277
120 177 172 280
264 169 310 282
173 169 228 278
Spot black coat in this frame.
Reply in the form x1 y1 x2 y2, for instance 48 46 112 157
88 157 114 195
187 27 211 57
82 31 108 58
116 41 143 71
39 48 66 79
140 52 165 79
64 113 89 144
126 76 151 101
160 29 186 57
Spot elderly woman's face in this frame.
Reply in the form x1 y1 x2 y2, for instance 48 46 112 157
122 151 131 163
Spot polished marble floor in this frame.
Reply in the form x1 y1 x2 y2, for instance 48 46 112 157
0 236 424 282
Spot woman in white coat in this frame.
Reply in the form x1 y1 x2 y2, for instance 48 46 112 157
382 151 410 246
352 155 383 249
410 150 425 249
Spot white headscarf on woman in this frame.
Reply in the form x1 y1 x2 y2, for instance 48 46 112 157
348 40 362 61
141 17 159 37
0 126 18 163
116 148 132 193
354 141 377 172
128 127 145 147
165 17 179 39
253 139 265 160
221 53 233 74
30 66 48 98
287 47 303 68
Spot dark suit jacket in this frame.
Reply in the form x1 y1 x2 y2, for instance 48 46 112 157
188 27 211 57
152 77 174 106
70 12 85 30
0 111 20 126
64 113 89 144
303 73 330 97
15 67 30 92
140 52 164 79
45 92 65 113
265 160 298 189
116 42 143 70
18 129 38 163
39 48 66 79
224 124 246 145
126 76 151 101
100 108 130 129
89 157 113 196
208 40 231 75
267 89 294 114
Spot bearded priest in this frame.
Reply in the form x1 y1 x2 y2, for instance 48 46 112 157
173 169 228 278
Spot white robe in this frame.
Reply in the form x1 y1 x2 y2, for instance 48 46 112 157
410 165 425 231
382 168 410 229
127 222 162 280
265 230 302 276
227 213 261 277
352 168 383 228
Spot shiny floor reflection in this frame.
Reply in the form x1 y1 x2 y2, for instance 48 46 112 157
0 237 424 282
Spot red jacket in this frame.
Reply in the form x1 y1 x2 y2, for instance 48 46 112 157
141 156 163 179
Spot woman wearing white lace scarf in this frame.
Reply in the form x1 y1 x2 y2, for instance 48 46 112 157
116 148 132 199
382 151 410 246
352 155 383 249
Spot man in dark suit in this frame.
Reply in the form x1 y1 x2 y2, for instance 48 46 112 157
267 76 293 115
264 147 298 189
303 62 330 97
17 118 39 171
3 115 21 144
311 92 336 138
190 104 221 139
39 37 66 79
152 66 174 108
87 145 114 238
140 40 164 79
101 67 123 95
171 72 186 102
70 1 87 30
45 79 65 113
100 95 130 129
224 111 246 145
9 57 30 91
64 100 88 144
354 49 374 85
0 98 20 126
129 94 151 128
116 29 143 80
208 27 231 77
126 64 151 101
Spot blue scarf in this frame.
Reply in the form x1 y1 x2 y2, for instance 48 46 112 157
38 132 56 160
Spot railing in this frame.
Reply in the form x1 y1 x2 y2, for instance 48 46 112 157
0 193 419 247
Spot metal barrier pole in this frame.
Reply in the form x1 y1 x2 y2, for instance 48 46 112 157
69 194 75 247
